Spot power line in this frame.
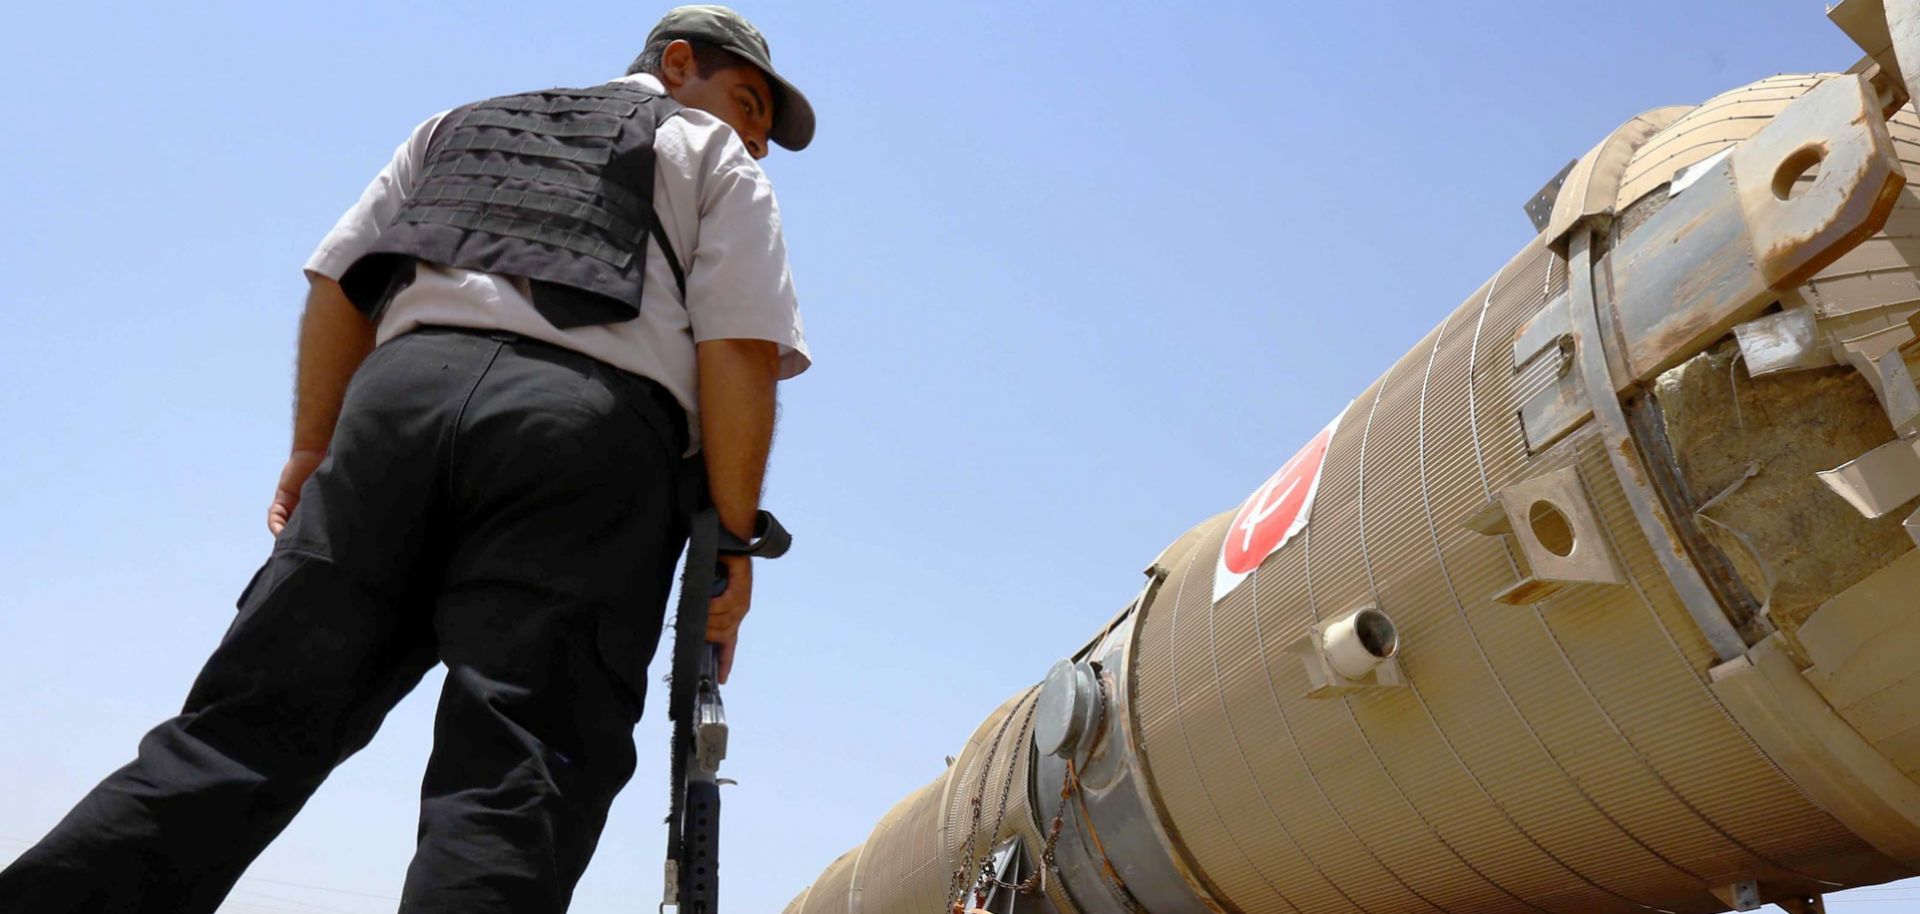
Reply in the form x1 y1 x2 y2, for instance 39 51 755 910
223 886 363 914
236 874 399 903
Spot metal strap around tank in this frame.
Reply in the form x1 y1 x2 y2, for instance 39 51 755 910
1565 227 1748 661
448 108 624 139
434 132 612 166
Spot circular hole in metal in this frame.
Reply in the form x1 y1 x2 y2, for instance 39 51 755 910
1772 145 1824 201
1352 608 1398 659
1529 500 1576 557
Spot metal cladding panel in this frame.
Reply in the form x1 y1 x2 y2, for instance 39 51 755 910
1181 516 1380 914
1616 75 1824 207
796 849 858 914
1346 297 1649 913
1146 525 1434 914
1126 75 1901 910
848 777 950 914
1393 272 1690 910
933 687 1077 914
1547 436 1864 885
942 690 1038 872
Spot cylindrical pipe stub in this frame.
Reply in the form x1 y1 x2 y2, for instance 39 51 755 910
1323 607 1399 679
1035 658 1104 759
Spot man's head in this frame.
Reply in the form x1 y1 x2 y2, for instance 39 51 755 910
628 5 815 158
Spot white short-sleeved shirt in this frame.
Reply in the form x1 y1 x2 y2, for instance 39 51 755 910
305 73 810 453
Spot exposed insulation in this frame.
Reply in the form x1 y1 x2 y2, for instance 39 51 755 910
1653 341 1916 631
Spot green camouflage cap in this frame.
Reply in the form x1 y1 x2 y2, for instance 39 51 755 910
646 4 815 151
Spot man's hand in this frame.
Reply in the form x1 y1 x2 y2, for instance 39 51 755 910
707 553 753 684
267 448 327 535
274 272 374 536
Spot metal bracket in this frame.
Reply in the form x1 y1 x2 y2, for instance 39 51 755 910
1839 323 1920 435
1465 466 1624 604
1524 159 1578 233
1817 435 1920 517
1830 1 1914 117
1733 306 1836 376
1512 292 1590 452
1708 879 1827 914
1606 74 1906 387
1711 880 1762 912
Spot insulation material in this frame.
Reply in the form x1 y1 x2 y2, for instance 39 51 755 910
1651 341 1915 631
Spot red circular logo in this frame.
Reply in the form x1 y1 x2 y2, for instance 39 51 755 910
1222 423 1336 576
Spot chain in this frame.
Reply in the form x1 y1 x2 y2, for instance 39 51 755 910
971 694 1039 905
945 686 1038 914
1008 669 1109 899
989 758 1071 897
953 671 1116 910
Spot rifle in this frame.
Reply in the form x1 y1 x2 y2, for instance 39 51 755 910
661 504 790 914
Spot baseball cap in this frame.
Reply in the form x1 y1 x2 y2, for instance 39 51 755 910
646 5 816 151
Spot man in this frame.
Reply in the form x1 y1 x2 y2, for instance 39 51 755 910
0 5 812 912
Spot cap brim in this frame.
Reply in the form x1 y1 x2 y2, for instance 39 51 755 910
763 69 815 151
719 41 814 151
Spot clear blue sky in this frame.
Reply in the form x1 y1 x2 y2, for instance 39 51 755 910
2 1 1917 912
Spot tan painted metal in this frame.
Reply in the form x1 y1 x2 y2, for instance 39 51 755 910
786 46 1920 914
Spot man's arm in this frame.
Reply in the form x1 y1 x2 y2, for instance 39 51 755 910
697 336 782 684
268 273 374 535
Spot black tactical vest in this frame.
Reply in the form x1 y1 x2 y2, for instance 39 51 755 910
339 83 686 329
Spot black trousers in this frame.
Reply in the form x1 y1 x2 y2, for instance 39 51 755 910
0 328 689 913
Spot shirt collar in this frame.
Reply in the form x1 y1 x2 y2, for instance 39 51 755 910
611 72 668 95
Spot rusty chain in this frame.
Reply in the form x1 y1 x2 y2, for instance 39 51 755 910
946 686 1038 914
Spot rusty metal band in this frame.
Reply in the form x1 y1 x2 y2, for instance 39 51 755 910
1565 227 1749 661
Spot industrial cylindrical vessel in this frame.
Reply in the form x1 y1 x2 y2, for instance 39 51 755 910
787 48 1920 914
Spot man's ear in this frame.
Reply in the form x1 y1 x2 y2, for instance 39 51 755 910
658 39 695 89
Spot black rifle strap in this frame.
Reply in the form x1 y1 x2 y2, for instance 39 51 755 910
664 504 720 873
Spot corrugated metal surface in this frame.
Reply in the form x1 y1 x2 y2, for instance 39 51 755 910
1126 73 1909 911
942 691 1036 871
936 687 1077 913
848 777 951 914
794 687 1068 914
794 848 857 914
1616 75 1827 206
798 71 1920 914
